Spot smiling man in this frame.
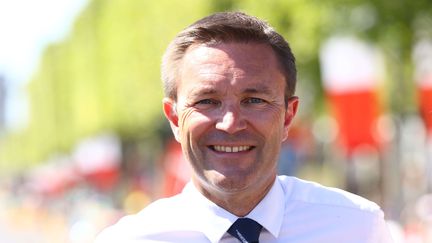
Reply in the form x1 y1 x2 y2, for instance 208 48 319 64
165 41 296 218
95 12 393 243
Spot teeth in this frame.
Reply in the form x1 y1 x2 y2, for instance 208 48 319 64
213 145 251 152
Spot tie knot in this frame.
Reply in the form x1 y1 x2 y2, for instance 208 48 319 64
227 218 262 243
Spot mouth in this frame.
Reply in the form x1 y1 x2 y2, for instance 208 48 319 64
210 145 254 153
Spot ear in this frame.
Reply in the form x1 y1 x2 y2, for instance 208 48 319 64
163 98 181 142
282 96 299 141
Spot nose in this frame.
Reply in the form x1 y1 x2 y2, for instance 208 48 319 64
215 105 247 134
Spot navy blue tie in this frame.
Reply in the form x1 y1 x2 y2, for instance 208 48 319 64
227 218 262 243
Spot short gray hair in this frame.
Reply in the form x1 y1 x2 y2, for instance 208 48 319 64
161 11 296 104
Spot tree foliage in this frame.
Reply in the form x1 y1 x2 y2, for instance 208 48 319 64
1 0 431 172
0 0 211 171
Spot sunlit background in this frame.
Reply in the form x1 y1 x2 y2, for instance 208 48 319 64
1 0 432 242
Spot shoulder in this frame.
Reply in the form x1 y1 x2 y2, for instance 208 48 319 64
95 194 186 242
275 176 393 241
277 175 382 214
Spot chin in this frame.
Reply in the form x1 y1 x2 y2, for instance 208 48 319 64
210 173 254 193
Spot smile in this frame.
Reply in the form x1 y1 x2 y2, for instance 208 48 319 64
211 145 253 153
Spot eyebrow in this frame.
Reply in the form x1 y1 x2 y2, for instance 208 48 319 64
187 83 275 98
243 84 274 95
188 86 218 98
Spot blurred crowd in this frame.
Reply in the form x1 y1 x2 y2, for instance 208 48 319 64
0 118 431 243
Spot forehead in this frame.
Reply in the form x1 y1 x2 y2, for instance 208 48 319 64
178 42 285 95
182 42 279 71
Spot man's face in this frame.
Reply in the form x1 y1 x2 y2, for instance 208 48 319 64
163 42 298 195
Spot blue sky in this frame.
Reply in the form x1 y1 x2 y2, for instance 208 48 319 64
0 0 88 131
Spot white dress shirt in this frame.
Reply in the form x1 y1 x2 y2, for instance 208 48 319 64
95 176 393 242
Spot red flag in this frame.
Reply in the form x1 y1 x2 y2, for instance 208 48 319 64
327 90 380 152
161 140 191 197
320 37 383 154
418 87 432 135
73 134 121 191
414 40 432 136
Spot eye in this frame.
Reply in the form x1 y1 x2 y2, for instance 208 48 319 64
196 99 218 105
243 97 265 104
193 98 220 108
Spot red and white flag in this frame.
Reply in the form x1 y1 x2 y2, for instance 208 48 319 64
413 39 432 136
320 37 384 154
73 134 121 191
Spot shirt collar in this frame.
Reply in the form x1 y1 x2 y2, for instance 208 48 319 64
181 182 236 243
181 177 284 242
246 177 285 238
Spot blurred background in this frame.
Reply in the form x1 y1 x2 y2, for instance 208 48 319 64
0 0 432 242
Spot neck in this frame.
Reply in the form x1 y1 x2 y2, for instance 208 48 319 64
193 175 276 217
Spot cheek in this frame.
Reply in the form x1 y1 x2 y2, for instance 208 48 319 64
178 109 213 141
249 110 286 139
178 109 193 133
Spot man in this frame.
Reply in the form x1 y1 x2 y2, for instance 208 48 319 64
95 11 393 242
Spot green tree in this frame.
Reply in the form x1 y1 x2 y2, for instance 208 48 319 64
0 0 212 172
2 0 431 174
